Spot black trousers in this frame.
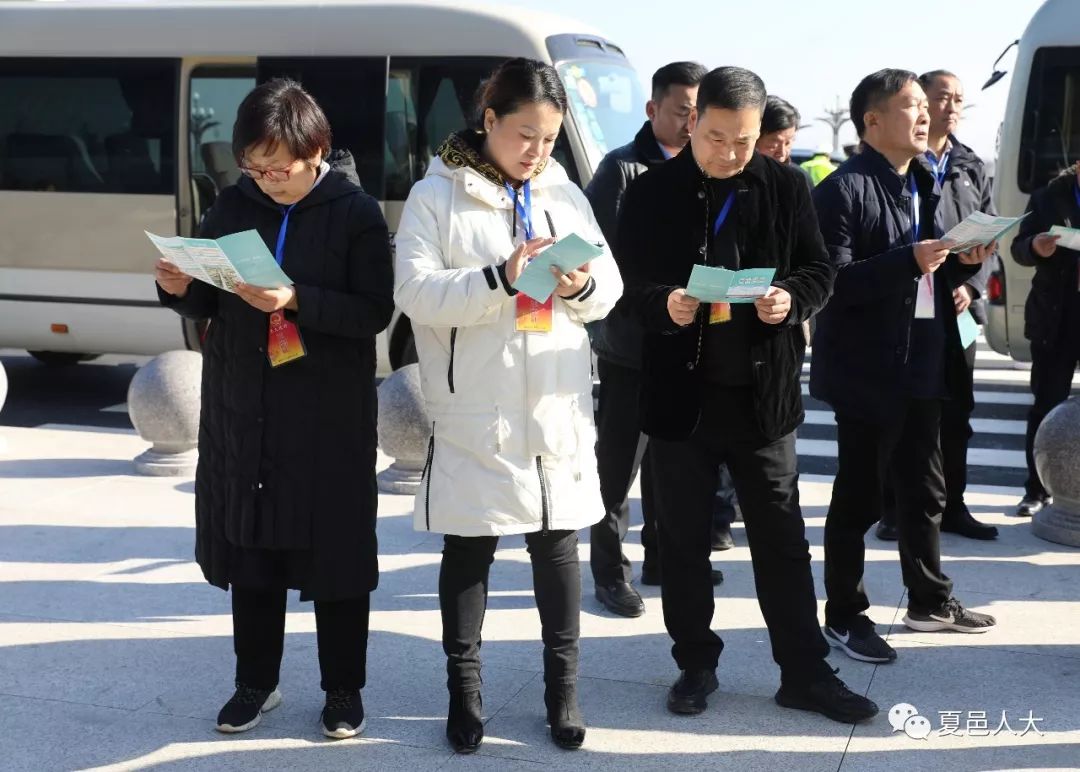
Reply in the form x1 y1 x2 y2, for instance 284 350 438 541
232 586 370 692
1025 341 1080 499
591 358 734 585
440 530 580 692
882 342 977 523
825 399 953 625
647 387 830 685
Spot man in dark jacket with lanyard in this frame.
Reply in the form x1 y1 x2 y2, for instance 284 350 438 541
1011 163 1080 518
811 69 998 667
618 66 877 724
584 61 731 620
875 70 999 541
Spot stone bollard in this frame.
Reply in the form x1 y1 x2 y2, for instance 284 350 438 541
376 363 431 495
1032 396 1080 547
0 358 7 454
127 351 202 476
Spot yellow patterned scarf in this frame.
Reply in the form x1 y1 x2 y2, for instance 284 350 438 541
435 130 547 186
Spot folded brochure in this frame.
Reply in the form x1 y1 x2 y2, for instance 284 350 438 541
511 233 604 303
146 230 292 293
941 212 1027 253
685 265 776 304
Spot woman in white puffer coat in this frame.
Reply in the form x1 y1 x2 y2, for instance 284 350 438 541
394 58 621 754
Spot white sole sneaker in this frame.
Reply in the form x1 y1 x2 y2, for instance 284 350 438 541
902 614 993 634
824 627 896 663
322 717 366 739
216 688 283 733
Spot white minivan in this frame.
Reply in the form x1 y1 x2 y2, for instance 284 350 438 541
0 0 645 372
985 0 1079 361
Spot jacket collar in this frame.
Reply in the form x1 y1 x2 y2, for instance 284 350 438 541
435 129 548 188
858 141 935 198
632 121 668 166
670 143 769 187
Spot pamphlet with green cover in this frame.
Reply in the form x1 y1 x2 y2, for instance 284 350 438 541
685 265 777 303
146 230 292 292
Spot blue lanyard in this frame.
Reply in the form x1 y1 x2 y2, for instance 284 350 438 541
274 203 297 266
1073 181 1080 211
505 180 534 240
927 149 950 187
713 191 735 236
909 174 920 244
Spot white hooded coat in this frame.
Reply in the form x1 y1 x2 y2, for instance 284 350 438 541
394 140 622 537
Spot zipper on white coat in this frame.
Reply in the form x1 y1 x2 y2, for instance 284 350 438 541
536 455 551 534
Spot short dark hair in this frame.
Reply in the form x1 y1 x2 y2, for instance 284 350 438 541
918 69 960 91
232 78 332 163
850 68 919 137
651 61 708 102
696 66 767 114
474 58 568 129
761 95 801 134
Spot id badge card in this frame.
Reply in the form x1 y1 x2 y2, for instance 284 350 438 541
709 302 732 325
516 293 553 333
914 274 935 319
267 310 306 367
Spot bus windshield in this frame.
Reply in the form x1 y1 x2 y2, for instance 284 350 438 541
557 60 645 172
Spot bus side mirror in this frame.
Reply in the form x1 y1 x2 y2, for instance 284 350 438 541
982 71 1008 91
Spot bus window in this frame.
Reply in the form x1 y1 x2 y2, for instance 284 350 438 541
189 67 255 222
0 58 177 194
557 60 643 172
257 57 388 197
386 57 581 196
1018 47 1080 192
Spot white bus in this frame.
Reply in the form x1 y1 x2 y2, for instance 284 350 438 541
0 0 645 371
985 0 1078 361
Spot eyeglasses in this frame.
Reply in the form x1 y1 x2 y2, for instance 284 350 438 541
238 159 303 182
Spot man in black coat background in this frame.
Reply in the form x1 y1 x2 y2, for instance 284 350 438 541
617 66 877 725
811 69 998 668
876 70 999 542
583 61 732 619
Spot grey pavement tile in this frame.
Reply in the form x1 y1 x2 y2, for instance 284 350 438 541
472 674 853 770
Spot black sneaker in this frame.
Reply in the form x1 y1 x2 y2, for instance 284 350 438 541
775 670 879 723
1015 495 1049 518
321 688 365 739
595 581 645 618
216 684 282 733
903 597 996 633
824 616 897 664
666 669 719 715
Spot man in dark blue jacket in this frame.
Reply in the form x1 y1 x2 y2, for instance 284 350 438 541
875 70 999 542
811 69 998 665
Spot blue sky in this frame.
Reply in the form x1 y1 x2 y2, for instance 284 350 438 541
536 0 1045 162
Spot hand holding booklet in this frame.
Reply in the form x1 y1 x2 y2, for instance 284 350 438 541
511 232 604 303
1048 225 1080 251
146 230 292 293
685 264 777 303
940 212 1027 253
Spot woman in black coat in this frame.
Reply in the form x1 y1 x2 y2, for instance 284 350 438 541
1011 164 1080 517
155 79 393 739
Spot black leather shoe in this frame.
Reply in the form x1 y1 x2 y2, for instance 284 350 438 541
941 505 998 540
667 669 719 715
711 522 735 551
639 566 723 587
1016 496 1048 518
775 671 879 724
595 581 644 617
446 690 483 754
875 519 899 541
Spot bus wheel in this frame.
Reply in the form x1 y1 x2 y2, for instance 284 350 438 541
27 351 100 366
